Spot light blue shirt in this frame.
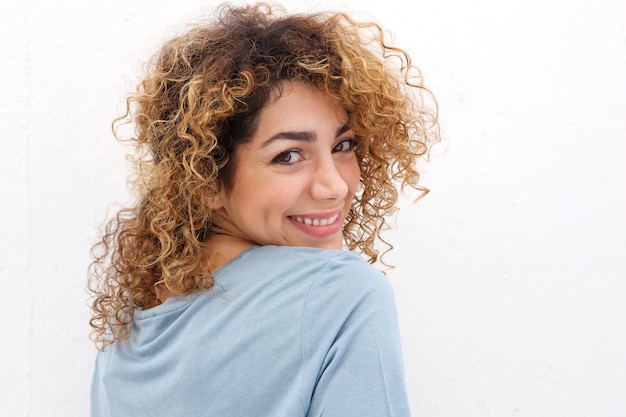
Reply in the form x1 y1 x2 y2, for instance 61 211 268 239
91 246 411 416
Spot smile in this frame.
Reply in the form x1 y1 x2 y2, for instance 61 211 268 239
290 213 339 227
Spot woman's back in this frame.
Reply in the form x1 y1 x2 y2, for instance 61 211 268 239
91 246 410 417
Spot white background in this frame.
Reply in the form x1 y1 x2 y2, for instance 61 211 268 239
1 0 625 416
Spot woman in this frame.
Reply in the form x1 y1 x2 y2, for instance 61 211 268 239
89 3 439 416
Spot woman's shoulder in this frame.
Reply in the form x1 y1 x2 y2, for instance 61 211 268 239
241 246 393 305
238 245 383 285
217 245 394 312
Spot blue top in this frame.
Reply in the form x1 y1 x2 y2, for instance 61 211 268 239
91 246 411 416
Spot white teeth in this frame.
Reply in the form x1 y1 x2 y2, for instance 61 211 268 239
293 214 338 226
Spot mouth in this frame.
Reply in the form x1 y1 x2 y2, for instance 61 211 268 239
287 208 344 239
289 213 340 227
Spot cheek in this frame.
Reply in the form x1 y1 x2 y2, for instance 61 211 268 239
241 174 301 214
344 159 362 193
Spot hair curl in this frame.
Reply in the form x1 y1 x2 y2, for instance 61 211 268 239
88 2 439 348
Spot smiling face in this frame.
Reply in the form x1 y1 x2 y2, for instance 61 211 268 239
210 82 361 250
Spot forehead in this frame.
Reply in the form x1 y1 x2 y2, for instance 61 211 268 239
252 82 348 137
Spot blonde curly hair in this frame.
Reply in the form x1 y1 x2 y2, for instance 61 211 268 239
89 2 439 348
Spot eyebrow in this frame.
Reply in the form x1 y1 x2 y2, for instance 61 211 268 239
261 124 351 147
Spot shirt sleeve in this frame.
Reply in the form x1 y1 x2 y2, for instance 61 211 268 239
301 252 412 417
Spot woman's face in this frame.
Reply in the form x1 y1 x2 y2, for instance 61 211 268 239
212 82 361 249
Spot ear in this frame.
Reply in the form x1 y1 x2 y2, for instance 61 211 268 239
204 183 225 210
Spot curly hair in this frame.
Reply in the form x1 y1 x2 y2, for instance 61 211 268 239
88 2 439 348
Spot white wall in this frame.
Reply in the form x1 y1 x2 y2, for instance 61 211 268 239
1 0 625 416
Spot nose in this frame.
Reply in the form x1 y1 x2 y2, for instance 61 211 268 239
309 156 349 201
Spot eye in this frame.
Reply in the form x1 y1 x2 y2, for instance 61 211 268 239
271 150 303 165
332 138 356 153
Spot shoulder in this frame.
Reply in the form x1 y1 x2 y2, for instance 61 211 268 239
249 246 395 321
226 245 396 316
235 245 372 277
309 248 394 305
296 247 404 402
242 245 390 292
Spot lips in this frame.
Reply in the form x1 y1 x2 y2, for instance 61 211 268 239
287 209 344 239
291 213 340 227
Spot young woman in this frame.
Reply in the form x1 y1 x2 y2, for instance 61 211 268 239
89 3 439 416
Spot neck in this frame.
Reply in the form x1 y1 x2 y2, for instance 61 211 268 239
146 233 255 309
204 233 256 271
